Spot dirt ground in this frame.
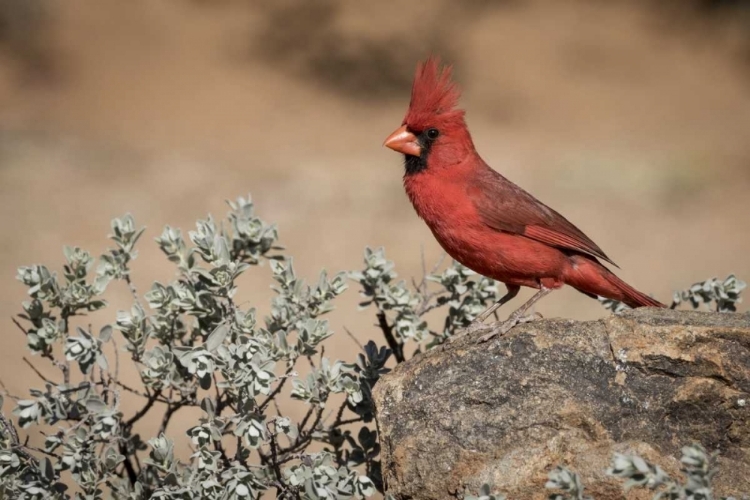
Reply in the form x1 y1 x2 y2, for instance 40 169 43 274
1 0 749 459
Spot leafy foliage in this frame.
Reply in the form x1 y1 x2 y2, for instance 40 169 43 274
466 444 746 500
0 194 503 500
1 193 746 499
598 275 746 314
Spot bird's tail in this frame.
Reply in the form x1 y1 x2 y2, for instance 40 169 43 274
564 256 665 309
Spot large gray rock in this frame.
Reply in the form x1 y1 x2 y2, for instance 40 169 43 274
373 309 750 500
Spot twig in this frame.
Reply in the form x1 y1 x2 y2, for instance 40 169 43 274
124 390 162 429
259 365 295 411
22 357 53 384
278 406 324 459
272 399 283 417
59 308 72 385
416 290 449 316
112 335 120 385
0 378 19 401
297 406 314 434
342 327 365 351
334 416 363 427
11 317 28 337
21 444 60 460
109 380 158 400
376 312 404 363
159 399 186 435
416 250 447 295
269 429 284 485
306 355 316 370
330 399 348 428
419 244 428 294
123 271 143 309
119 442 138 485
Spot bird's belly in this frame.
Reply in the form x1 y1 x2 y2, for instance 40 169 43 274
429 224 567 287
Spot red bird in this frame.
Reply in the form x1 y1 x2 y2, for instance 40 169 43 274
383 57 664 342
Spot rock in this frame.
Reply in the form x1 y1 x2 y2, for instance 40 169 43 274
373 308 750 500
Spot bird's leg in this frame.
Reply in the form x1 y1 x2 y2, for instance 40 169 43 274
448 285 520 343
474 284 520 325
478 286 552 343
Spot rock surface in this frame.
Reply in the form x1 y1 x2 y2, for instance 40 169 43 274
373 309 750 500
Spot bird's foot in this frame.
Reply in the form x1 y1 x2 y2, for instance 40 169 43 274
477 311 543 343
447 319 489 344
518 311 543 324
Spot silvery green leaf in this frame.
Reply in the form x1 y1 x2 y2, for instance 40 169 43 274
200 397 215 419
99 324 113 342
172 346 194 366
96 353 109 371
205 324 229 352
39 457 54 482
85 397 107 414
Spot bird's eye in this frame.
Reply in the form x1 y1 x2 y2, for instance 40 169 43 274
426 128 440 140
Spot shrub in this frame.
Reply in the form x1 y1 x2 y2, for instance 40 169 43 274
0 194 744 499
471 443 748 500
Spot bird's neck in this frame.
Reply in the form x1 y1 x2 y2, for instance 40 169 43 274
402 153 482 226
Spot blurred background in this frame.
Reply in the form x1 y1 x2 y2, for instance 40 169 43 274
1 0 750 460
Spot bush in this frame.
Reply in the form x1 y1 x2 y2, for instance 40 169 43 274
471 443 747 500
0 194 745 499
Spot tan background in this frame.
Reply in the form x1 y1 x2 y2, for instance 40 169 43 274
1 0 749 461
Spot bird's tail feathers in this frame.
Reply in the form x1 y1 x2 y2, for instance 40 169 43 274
564 257 665 309
601 271 665 308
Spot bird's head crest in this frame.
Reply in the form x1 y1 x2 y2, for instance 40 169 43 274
403 56 464 132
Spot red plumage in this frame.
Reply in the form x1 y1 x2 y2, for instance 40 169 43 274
384 57 663 333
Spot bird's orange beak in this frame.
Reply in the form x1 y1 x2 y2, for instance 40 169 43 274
383 125 421 157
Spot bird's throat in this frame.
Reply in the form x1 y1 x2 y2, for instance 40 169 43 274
403 152 428 176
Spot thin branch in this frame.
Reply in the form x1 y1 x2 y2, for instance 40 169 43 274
159 399 186 435
416 290 450 317
272 399 283 417
59 308 72 385
269 429 284 485
305 355 316 371
332 416 363 428
330 399 348 428
109 380 169 403
22 357 53 384
0 378 19 400
11 317 28 337
342 327 365 351
259 365 295 411
297 406 314 434
123 270 143 309
278 406 324 459
112 335 120 385
235 436 244 462
419 244 428 294
376 312 404 363
21 444 60 460
124 390 162 429
416 250 447 295
119 441 138 486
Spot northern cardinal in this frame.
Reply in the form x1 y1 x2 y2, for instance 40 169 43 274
383 57 664 342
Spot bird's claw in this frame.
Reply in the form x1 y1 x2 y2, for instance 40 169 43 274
518 311 543 324
447 319 488 344
477 311 543 343
477 319 515 343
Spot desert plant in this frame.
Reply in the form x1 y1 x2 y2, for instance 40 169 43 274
1 194 745 499
0 194 503 499
467 443 747 500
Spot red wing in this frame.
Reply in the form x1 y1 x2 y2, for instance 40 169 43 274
469 164 618 267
